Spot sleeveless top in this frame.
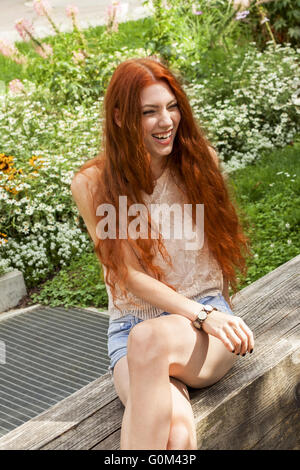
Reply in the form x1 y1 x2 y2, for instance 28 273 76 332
105 167 223 320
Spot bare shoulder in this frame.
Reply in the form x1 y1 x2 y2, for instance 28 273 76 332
71 162 101 193
70 162 102 245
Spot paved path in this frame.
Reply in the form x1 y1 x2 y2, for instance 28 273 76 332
0 0 151 43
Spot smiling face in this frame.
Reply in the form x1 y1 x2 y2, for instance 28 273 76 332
140 81 181 174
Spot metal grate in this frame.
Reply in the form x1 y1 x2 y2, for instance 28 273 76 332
0 306 110 438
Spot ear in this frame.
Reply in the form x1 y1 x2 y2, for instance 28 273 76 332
114 108 121 128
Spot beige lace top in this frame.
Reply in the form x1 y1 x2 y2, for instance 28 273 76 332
106 167 223 320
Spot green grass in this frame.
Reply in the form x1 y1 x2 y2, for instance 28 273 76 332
229 141 300 289
27 143 300 309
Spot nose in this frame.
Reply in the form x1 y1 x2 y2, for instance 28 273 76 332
158 108 173 127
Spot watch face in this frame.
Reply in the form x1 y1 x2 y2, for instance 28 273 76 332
205 304 214 313
197 311 207 321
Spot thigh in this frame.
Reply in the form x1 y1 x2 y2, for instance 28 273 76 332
137 313 236 389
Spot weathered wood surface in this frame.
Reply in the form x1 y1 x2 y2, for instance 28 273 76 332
0 255 299 450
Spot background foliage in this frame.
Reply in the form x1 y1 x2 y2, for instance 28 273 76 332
0 0 299 307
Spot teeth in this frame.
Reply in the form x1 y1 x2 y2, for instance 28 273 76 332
153 131 172 139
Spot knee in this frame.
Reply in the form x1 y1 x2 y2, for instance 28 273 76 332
127 320 168 368
167 421 197 450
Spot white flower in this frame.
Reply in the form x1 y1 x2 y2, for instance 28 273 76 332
285 223 290 229
287 239 292 245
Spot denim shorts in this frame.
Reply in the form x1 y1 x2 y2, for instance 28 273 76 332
107 293 234 375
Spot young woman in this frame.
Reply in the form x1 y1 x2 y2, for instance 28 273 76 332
71 57 254 450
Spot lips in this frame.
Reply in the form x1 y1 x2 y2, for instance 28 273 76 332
151 129 174 146
152 130 173 139
152 134 173 145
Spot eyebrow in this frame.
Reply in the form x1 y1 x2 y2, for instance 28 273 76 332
142 99 177 108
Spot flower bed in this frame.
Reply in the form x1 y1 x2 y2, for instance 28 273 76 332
0 0 299 297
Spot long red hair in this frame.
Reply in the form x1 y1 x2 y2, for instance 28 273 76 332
76 57 251 308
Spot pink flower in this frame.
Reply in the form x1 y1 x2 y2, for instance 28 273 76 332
235 10 250 20
106 2 121 33
0 39 16 58
72 50 85 64
15 18 34 41
161 0 171 10
9 79 24 94
33 0 52 16
66 5 79 17
0 39 27 64
192 4 203 15
14 56 27 65
35 43 53 58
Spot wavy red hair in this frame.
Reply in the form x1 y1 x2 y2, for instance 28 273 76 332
76 57 251 309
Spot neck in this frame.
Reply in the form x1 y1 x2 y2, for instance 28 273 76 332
151 160 167 181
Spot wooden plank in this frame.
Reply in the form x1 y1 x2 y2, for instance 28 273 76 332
231 254 300 311
42 397 123 450
0 255 299 450
252 408 300 450
193 343 300 450
91 429 121 450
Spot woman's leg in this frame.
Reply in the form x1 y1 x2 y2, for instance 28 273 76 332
166 377 197 450
123 314 236 449
113 356 197 450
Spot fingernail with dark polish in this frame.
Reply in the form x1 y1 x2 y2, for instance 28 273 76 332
237 353 240 355
242 353 246 356
250 349 253 354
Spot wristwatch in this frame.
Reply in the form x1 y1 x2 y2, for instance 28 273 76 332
193 304 217 330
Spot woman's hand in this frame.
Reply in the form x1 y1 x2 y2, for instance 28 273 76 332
201 310 255 356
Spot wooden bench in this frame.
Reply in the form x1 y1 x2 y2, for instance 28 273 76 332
0 255 299 450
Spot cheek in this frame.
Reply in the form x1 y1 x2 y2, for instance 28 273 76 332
175 111 181 126
142 118 157 136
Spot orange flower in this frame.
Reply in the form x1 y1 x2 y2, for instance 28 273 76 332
29 155 44 169
0 154 14 173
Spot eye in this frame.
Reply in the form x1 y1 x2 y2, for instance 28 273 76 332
142 104 178 115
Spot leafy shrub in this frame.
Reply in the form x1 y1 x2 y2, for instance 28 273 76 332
249 0 300 47
0 148 91 287
30 250 108 308
184 42 300 172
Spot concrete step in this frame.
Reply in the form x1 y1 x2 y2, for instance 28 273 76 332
0 270 27 314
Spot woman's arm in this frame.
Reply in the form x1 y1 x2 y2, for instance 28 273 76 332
71 170 99 246
123 243 205 323
123 245 254 354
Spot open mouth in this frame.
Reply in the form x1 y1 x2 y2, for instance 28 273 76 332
152 130 173 144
